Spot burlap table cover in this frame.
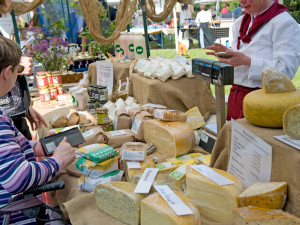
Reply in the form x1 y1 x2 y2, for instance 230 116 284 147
128 73 216 114
210 118 300 217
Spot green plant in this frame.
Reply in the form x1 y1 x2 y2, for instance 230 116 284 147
284 0 300 23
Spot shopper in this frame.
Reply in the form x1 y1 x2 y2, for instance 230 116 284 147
206 0 300 120
233 4 243 19
0 35 76 225
195 5 213 48
221 3 230 14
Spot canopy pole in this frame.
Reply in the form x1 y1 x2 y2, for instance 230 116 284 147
11 9 20 47
141 0 150 57
173 7 178 53
65 0 74 43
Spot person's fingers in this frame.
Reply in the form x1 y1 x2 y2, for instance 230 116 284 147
37 113 48 128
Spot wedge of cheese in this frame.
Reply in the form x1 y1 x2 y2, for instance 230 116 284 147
237 182 287 209
186 167 243 223
156 161 183 174
141 191 201 225
153 109 187 122
94 181 145 225
144 120 195 157
283 104 300 139
262 67 296 93
125 157 156 182
185 106 205 130
233 207 300 225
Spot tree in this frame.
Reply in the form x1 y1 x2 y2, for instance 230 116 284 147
284 0 300 23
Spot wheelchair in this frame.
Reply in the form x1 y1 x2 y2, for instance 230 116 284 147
0 180 70 225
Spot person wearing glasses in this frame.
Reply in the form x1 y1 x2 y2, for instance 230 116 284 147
0 0 47 140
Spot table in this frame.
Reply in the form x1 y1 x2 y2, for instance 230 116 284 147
210 119 300 217
181 27 201 48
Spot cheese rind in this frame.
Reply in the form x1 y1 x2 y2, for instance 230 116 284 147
237 182 287 209
94 181 145 225
141 191 201 225
186 167 243 223
124 157 156 182
153 109 187 122
233 207 300 225
143 120 195 157
185 106 205 130
283 104 300 139
243 89 300 127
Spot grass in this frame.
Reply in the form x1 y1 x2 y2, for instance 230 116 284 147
150 43 300 95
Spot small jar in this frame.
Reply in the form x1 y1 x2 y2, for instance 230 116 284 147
46 72 53 85
88 84 94 96
87 99 96 114
39 88 51 103
68 71 76 83
61 72 68 84
78 56 87 69
85 56 93 68
51 71 62 84
96 107 109 125
98 86 106 102
76 90 86 111
36 74 48 88
99 86 108 102
57 86 63 95
73 58 80 70
50 87 58 100
94 85 100 99
100 121 114 131
78 72 84 81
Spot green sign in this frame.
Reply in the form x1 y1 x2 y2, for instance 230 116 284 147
115 45 121 52
136 46 144 55
129 44 134 52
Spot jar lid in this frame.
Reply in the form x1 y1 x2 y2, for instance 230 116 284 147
96 107 108 113
88 99 95 103
61 72 68 76
39 88 50 94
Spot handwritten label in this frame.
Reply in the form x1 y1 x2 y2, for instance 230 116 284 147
122 150 145 161
127 161 141 169
228 120 272 188
191 165 234 186
134 168 159 193
154 185 193 216
96 61 113 95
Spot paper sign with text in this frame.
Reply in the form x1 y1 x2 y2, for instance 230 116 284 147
122 150 145 161
134 168 159 193
96 61 113 95
274 135 300 151
127 161 141 169
228 120 272 187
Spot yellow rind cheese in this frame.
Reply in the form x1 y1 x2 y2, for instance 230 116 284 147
185 106 205 130
186 167 243 223
233 207 300 225
125 157 156 182
243 89 300 128
154 109 187 122
94 181 146 225
237 182 287 209
283 104 300 139
144 120 195 157
141 191 201 225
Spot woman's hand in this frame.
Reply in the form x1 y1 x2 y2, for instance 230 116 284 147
19 56 33 75
53 137 76 169
206 43 228 55
216 49 251 67
27 107 48 130
33 142 46 157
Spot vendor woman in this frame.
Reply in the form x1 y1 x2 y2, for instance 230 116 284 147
207 0 300 120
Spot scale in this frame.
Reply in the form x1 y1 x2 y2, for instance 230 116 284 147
192 58 234 134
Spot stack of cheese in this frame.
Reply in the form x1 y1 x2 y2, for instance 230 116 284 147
76 143 123 192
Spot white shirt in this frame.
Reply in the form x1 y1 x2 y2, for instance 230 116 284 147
195 10 212 24
231 11 300 88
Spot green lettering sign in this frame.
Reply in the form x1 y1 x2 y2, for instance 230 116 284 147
136 46 144 55
129 44 134 52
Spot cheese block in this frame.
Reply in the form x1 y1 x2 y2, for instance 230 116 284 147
153 109 187 122
243 89 300 127
185 106 206 130
283 104 300 139
169 158 201 183
144 120 195 157
233 207 300 225
237 182 287 209
141 191 201 225
156 161 183 174
125 157 156 182
94 181 145 225
186 167 243 223
262 67 296 93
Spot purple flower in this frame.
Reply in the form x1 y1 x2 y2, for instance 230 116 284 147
62 41 68 47
41 45 48 52
49 37 58 47
41 52 48 57
33 44 41 51
56 53 63 57
40 39 48 45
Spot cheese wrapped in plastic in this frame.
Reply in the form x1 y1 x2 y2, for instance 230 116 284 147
233 207 300 225
124 157 156 182
75 154 120 178
153 109 187 122
78 143 117 163
94 181 146 225
237 182 287 209
141 192 200 225
144 61 160 79
78 170 124 192
169 61 187 80
186 167 243 223
154 64 173 82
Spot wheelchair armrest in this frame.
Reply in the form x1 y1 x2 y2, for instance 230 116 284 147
24 180 65 196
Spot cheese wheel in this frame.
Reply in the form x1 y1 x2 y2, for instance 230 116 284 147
141 191 201 225
143 120 195 157
243 89 300 128
125 157 156 182
186 167 243 223
283 104 300 139
237 182 287 209
185 106 205 130
94 181 145 225
233 207 300 225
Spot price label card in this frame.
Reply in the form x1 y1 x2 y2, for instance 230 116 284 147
122 150 145 161
127 161 141 169
191 165 234 186
155 109 165 119
131 118 141 134
110 130 126 136
154 185 193 216
134 168 159 193
96 61 113 95
82 129 95 138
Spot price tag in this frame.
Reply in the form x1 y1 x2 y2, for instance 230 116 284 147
82 129 95 138
127 161 141 169
155 109 165 119
121 150 145 161
191 165 234 186
110 130 126 136
154 185 193 216
134 168 159 193
131 118 141 134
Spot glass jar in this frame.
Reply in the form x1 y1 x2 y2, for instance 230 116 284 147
36 74 48 88
96 107 109 125
88 84 94 96
57 86 63 95
39 88 51 103
85 56 93 68
68 71 76 83
61 72 68 84
46 72 53 85
50 87 58 100
51 71 62 84
94 85 100 99
87 99 96 114
73 58 80 70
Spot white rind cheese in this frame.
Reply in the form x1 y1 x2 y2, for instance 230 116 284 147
283 104 300 139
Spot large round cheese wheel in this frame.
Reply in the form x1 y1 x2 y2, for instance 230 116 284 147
243 89 300 128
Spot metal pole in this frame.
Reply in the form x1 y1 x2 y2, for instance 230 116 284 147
60 0 66 21
65 0 74 43
10 9 20 47
173 7 178 53
215 86 226 134
141 0 150 57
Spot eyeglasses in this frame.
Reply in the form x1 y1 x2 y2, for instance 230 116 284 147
17 65 25 74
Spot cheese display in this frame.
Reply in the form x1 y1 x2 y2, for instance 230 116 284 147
169 158 201 183
233 207 300 225
186 167 243 223
94 181 145 225
141 192 201 225
262 67 296 93
244 68 300 127
125 157 156 182
185 106 205 130
156 161 183 174
283 104 300 139
144 120 195 157
237 182 287 209
153 109 187 122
